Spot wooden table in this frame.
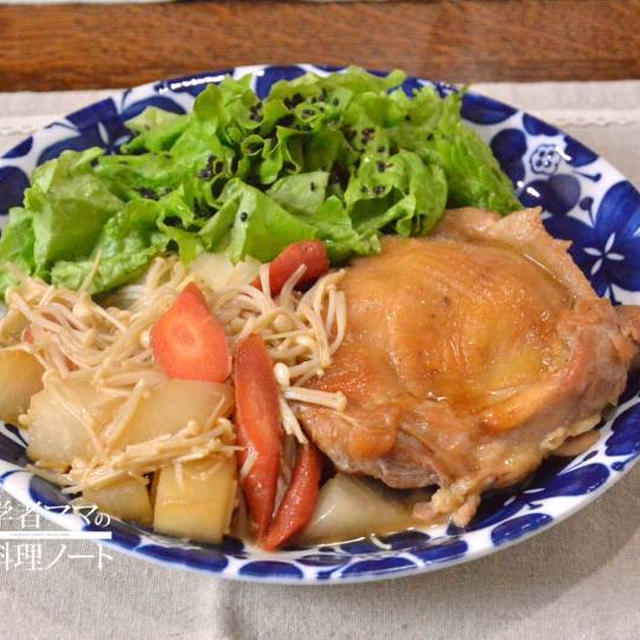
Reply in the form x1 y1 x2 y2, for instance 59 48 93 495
1 0 639 91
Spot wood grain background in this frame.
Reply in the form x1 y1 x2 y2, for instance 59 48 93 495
1 0 639 91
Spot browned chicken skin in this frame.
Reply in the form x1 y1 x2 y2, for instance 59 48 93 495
298 207 640 524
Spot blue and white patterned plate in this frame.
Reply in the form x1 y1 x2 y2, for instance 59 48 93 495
1 64 640 584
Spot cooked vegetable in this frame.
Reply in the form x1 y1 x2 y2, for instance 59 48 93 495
263 444 322 550
118 378 233 447
0 67 520 296
251 240 329 295
234 334 282 538
150 282 231 383
0 66 530 550
50 199 171 293
26 378 119 468
0 148 123 293
0 349 44 424
2 256 345 548
189 252 260 291
297 474 415 544
0 308 27 345
153 455 237 543
82 477 153 526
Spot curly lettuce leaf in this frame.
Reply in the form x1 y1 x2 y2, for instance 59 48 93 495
388 92 520 214
0 207 36 292
267 171 329 216
0 148 125 294
0 67 521 296
51 199 171 293
200 179 316 262
266 172 376 262
26 148 124 271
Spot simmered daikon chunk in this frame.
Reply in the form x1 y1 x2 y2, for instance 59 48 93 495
118 379 233 447
153 455 237 543
0 349 44 425
82 477 153 526
27 379 118 469
297 474 414 545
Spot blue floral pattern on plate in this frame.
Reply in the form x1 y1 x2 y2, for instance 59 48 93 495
1 64 640 584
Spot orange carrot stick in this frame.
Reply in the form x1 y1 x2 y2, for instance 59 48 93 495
151 282 231 383
234 334 283 539
262 443 322 550
252 240 329 295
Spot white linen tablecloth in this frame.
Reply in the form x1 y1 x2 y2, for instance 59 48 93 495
1 81 640 640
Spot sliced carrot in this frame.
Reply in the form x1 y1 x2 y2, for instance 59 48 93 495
262 443 322 551
252 240 329 295
150 282 231 383
234 334 283 539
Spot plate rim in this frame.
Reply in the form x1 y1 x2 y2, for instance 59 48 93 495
1 63 639 584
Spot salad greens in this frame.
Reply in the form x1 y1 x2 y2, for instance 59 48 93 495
0 67 521 294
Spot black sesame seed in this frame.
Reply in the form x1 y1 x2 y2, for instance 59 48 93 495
249 106 262 122
239 211 249 222
361 127 375 144
210 182 224 199
278 115 295 128
426 133 434 141
197 154 215 179
329 166 349 190
310 181 316 192
373 185 385 195
343 127 356 142
376 161 386 173
284 93 305 110
134 187 160 200
360 185 368 194
194 202 215 218
332 97 339 106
